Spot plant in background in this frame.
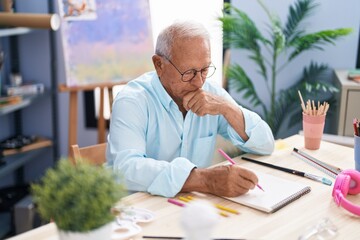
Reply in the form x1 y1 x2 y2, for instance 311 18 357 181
31 159 126 235
219 0 352 137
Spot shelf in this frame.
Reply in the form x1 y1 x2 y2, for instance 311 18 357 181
0 93 47 116
0 142 52 179
0 4 58 238
3 137 52 157
0 212 11 239
0 27 32 37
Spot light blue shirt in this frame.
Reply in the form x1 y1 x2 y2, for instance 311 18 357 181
106 71 274 197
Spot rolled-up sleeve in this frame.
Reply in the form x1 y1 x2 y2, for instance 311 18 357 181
227 106 274 155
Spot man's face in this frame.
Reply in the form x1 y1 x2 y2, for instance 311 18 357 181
158 37 211 103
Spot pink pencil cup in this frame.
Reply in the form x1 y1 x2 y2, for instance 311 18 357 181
302 113 326 150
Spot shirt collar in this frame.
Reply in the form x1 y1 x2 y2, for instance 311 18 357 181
151 72 173 111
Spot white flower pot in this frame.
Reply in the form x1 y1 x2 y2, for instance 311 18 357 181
58 222 112 240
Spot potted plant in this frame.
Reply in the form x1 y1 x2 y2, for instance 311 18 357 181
219 0 352 137
31 159 126 240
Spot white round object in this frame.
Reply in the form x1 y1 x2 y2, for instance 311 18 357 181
180 200 219 240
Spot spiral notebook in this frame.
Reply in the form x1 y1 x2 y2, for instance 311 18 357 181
224 171 311 213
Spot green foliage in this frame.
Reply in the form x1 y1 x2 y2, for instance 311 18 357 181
219 0 352 137
31 159 126 232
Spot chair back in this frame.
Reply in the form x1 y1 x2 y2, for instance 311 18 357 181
70 143 107 166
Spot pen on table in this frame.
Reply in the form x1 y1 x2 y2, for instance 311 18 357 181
241 156 332 186
218 149 265 192
292 148 342 174
291 151 337 179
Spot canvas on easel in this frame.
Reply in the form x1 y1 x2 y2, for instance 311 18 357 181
57 0 154 154
58 0 154 86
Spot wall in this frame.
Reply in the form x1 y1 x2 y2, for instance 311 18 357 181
229 0 360 138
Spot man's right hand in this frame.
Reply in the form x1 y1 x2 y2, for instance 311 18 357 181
181 165 258 197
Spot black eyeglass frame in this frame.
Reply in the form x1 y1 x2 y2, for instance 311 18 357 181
162 56 216 82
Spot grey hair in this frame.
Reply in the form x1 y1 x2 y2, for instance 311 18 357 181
155 20 210 59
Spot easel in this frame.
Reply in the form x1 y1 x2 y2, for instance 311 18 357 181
59 82 125 154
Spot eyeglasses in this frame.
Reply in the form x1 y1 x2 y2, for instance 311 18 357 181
163 56 216 82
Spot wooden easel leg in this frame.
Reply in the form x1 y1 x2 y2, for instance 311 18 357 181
68 91 78 155
98 87 105 143
108 87 113 113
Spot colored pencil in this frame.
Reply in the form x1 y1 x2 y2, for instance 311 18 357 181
167 198 185 207
354 118 359 136
297 90 329 116
177 196 230 217
180 196 234 216
214 204 240 215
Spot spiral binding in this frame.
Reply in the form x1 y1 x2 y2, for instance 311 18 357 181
272 186 311 213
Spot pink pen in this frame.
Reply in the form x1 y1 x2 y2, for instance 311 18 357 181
218 148 265 192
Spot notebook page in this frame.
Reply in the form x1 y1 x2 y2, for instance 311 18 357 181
225 171 311 213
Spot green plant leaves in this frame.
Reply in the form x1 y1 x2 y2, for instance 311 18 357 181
31 159 126 232
226 64 263 109
220 0 352 137
298 62 339 94
220 3 269 80
289 28 353 61
284 0 318 44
